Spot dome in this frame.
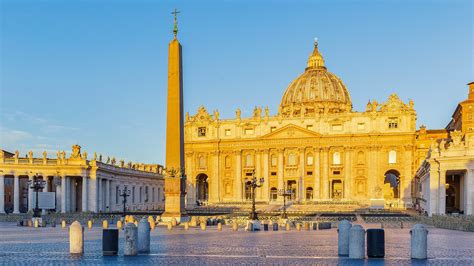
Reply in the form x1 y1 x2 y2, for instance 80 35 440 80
279 40 352 117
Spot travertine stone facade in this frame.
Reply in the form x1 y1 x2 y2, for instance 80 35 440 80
415 83 474 216
184 41 421 208
0 145 164 213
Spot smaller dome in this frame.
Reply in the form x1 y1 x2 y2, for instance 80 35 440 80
279 40 352 117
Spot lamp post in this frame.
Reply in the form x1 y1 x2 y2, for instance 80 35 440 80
278 186 293 219
28 173 47 218
245 170 264 220
119 186 131 218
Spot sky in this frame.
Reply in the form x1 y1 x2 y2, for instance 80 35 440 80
1 0 473 164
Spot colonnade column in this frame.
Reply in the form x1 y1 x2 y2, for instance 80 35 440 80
277 149 284 202
438 168 446 215
61 176 66 213
88 176 98 212
234 150 242 202
428 161 440 216
97 177 102 212
344 149 352 200
0 175 5 213
322 148 329 199
465 169 474 215
299 148 305 202
263 149 269 202
313 148 321 199
28 175 33 211
66 177 71 212
13 175 19 214
82 176 88 212
105 179 110 212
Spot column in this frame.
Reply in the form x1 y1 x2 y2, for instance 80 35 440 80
89 177 98 212
110 181 116 212
344 149 352 200
97 177 102 212
313 148 321 199
28 175 33 211
105 179 110 212
428 161 439 216
234 150 242 202
65 176 71 212
210 151 220 203
256 150 262 200
368 147 377 199
13 175 19 214
322 148 329 199
263 149 269 202
277 149 284 202
299 148 305 202
402 146 413 206
438 168 446 214
465 169 474 215
61 176 66 213
0 175 5 213
82 176 88 212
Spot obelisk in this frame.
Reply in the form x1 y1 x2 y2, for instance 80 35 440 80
162 9 188 222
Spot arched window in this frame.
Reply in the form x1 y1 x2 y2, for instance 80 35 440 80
306 187 313 200
389 150 397 164
270 187 278 201
333 152 341 165
245 154 253 167
199 155 207 169
288 153 296 166
225 156 231 168
271 154 277 167
307 153 314 166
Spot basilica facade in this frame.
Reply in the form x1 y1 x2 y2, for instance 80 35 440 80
184 41 424 208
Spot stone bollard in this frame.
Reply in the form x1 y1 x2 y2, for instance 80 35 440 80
117 220 123 230
367 229 385 258
410 224 428 259
102 229 119 256
296 223 301 231
217 222 222 231
103 220 109 229
349 225 365 259
62 220 67 228
286 223 291 231
338 220 353 256
304 222 310 231
171 217 177 227
124 223 138 256
273 223 279 231
232 223 238 231
34 219 39 228
138 218 151 254
201 222 207 231
167 222 173 230
69 221 84 255
184 222 189 230
87 220 93 229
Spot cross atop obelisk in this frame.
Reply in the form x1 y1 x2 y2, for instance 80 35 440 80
171 8 180 38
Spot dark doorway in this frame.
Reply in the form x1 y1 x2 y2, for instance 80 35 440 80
196 174 209 204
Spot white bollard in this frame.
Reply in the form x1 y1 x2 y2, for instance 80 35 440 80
124 223 138 256
411 224 428 259
69 221 84 255
349 224 365 259
138 218 151 254
217 222 222 231
338 220 352 256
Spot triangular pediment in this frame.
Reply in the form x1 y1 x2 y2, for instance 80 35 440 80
261 124 320 139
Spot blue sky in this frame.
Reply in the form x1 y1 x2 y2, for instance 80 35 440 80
1 0 473 164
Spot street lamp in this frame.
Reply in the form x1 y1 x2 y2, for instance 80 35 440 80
28 173 47 218
245 170 264 221
278 186 293 219
119 186 131 218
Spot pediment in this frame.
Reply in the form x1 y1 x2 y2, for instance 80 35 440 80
261 124 320 139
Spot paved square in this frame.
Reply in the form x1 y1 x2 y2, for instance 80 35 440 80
0 222 473 264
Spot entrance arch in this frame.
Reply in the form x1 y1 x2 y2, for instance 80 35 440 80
384 170 400 199
196 174 209 204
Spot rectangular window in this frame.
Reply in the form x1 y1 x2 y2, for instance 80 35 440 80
333 170 341 175
332 124 343 131
198 127 207 137
306 125 313 130
225 129 232 136
388 118 398 129
244 128 254 135
271 172 277 176
357 123 365 130
307 171 313 176
270 126 277 132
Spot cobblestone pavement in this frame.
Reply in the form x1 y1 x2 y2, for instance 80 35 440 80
0 222 473 265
